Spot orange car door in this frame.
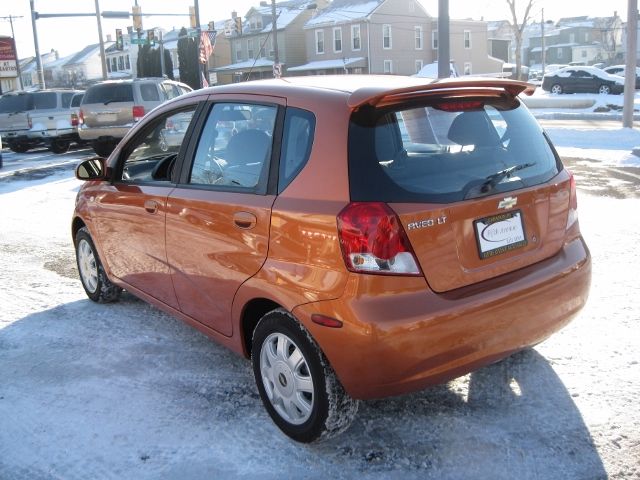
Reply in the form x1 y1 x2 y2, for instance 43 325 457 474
92 107 198 309
165 100 282 336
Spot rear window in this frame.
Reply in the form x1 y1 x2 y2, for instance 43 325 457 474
0 94 33 113
348 96 560 203
61 93 74 108
140 83 160 102
32 92 57 109
71 94 83 107
83 84 134 104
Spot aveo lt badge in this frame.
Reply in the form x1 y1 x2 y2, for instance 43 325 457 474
498 196 518 210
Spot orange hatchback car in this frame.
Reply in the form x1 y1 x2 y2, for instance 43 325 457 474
72 76 591 442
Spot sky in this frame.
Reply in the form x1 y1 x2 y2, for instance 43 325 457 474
0 0 630 60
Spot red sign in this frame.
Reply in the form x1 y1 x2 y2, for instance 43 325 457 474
0 37 17 61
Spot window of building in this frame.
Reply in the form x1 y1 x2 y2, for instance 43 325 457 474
415 26 423 50
432 30 438 50
582 49 587 58
409 1 415 12
464 30 471 49
415 59 423 73
111 58 117 71
383 59 393 73
464 62 472 75
352 24 361 51
125 55 131 70
107 61 111 73
383 24 392 49
557 49 563 59
316 30 325 54
236 48 242 61
247 39 255 59
570 33 576 43
118 56 124 70
334 27 342 52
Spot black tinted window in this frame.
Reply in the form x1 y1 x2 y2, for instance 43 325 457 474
278 107 315 193
348 98 560 203
140 83 160 101
0 94 33 113
84 84 134 104
33 92 57 109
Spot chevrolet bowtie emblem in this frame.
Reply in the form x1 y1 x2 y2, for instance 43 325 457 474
498 197 517 209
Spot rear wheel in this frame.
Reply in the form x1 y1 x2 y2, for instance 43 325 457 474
9 143 29 153
550 84 563 94
74 227 121 303
598 84 611 95
251 309 359 443
50 139 70 154
92 140 116 158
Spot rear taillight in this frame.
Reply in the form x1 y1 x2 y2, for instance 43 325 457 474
566 170 578 230
79 109 84 125
132 105 145 122
71 113 79 127
337 202 421 276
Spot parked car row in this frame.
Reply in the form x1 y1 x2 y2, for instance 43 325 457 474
0 78 192 155
541 65 634 95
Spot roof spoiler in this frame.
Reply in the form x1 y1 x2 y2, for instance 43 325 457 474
348 78 536 110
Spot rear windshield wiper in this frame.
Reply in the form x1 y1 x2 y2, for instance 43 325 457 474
480 162 536 194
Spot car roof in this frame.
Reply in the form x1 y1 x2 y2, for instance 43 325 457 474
184 75 534 109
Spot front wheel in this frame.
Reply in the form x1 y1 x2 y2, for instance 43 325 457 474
251 310 359 443
598 84 611 95
550 84 563 94
74 227 121 303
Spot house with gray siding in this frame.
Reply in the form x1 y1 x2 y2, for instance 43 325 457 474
214 0 327 81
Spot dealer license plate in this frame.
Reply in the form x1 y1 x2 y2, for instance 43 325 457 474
474 210 527 259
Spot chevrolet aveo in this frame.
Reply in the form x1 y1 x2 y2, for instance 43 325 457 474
72 76 591 442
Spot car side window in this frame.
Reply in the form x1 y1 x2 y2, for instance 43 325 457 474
189 102 276 191
61 93 74 108
278 107 316 193
119 107 197 183
140 83 160 102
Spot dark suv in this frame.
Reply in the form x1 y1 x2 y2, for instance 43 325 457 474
79 78 191 157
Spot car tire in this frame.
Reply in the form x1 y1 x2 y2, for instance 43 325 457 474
598 84 611 95
251 309 359 443
550 84 563 94
74 226 121 303
92 140 116 158
50 139 70 154
9 143 29 153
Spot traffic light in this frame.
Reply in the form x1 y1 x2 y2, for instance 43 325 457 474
115 28 123 50
189 6 197 29
132 5 142 31
234 16 242 34
147 29 155 45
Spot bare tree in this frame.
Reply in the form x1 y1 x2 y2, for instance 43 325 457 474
507 0 535 80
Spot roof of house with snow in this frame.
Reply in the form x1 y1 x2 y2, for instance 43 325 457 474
243 0 317 33
304 0 384 28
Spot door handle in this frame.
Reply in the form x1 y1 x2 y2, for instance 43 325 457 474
144 199 159 214
233 211 257 229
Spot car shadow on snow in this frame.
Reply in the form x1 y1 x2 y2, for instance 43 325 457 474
0 297 606 480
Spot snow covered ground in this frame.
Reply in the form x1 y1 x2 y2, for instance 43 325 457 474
0 120 639 479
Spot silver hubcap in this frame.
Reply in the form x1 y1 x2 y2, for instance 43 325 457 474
260 332 314 425
77 239 98 293
552 85 561 94
599 86 609 94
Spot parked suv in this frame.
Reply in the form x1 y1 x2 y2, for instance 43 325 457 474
72 76 591 443
79 78 192 157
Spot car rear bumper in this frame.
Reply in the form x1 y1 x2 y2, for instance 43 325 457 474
293 235 591 400
79 124 132 141
26 128 77 140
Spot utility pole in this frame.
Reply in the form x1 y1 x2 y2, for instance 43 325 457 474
194 0 203 88
271 0 280 77
29 0 45 88
94 0 108 80
541 9 545 78
437 0 450 79
623 0 638 128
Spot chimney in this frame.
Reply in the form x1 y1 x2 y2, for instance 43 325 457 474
232 11 237 19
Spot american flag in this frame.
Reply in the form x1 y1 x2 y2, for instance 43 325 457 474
199 30 217 64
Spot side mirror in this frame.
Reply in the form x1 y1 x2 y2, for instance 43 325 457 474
76 157 107 180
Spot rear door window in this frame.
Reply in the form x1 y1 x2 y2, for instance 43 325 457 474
278 107 315 192
348 97 560 203
140 83 160 102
